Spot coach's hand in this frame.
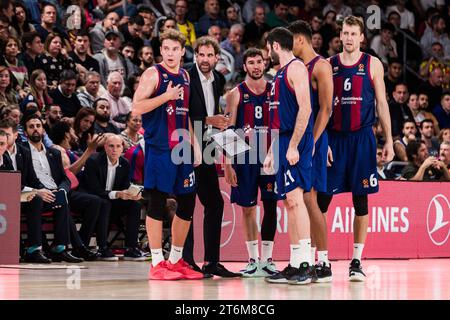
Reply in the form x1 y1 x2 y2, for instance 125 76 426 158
165 81 184 100
224 165 238 187
206 115 229 131
263 152 274 175
286 146 299 166
327 146 333 167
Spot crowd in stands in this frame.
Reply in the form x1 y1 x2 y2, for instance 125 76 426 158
0 0 449 263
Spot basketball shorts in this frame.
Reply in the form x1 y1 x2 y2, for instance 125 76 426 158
231 163 277 207
274 132 314 200
144 143 195 195
311 131 328 193
326 126 378 196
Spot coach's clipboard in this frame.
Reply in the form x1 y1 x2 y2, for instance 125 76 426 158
211 129 251 158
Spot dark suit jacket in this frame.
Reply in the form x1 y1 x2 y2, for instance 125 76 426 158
78 151 131 199
26 142 71 192
0 153 13 171
14 143 45 190
188 64 225 151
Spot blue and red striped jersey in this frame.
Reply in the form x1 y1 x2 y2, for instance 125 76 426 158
142 64 190 150
305 55 324 123
235 81 271 153
269 58 313 135
329 53 376 132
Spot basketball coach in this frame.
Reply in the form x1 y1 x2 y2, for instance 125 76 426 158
183 36 240 278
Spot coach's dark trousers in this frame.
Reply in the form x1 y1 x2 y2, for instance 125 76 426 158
183 163 224 263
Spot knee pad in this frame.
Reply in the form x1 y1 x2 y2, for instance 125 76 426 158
317 193 333 214
261 199 277 241
262 199 277 218
352 194 368 216
145 189 168 221
175 192 196 221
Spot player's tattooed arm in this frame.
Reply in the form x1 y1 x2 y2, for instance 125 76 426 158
224 86 240 128
287 61 312 150
371 56 394 162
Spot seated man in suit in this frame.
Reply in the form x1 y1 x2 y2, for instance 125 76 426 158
49 121 116 261
0 130 11 170
2 118 98 262
18 115 84 263
78 134 145 260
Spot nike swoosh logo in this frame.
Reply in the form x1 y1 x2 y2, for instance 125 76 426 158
333 188 339 193
222 221 231 227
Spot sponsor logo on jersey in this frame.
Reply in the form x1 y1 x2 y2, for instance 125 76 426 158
166 105 174 115
362 179 369 188
333 96 340 106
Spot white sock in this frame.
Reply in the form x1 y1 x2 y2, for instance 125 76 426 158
245 240 259 262
151 248 164 267
298 239 311 266
352 243 364 261
289 244 301 268
261 241 274 262
168 245 183 264
310 247 317 265
317 250 329 265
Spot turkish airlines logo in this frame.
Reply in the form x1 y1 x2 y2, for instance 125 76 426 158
220 191 236 248
427 194 450 246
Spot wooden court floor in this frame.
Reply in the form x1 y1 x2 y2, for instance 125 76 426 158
1 259 449 300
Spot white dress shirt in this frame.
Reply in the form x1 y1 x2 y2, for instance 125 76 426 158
196 63 215 117
106 157 119 199
29 143 57 190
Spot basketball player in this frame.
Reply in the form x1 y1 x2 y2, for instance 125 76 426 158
132 29 203 281
288 21 334 282
317 16 394 282
224 48 278 277
264 27 316 285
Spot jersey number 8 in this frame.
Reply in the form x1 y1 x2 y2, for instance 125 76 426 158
255 106 263 119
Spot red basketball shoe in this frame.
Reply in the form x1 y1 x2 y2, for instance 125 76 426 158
149 260 184 280
166 259 204 280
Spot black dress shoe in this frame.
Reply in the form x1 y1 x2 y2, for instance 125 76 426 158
72 246 98 261
186 261 213 279
202 262 242 278
50 250 84 263
24 250 51 264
